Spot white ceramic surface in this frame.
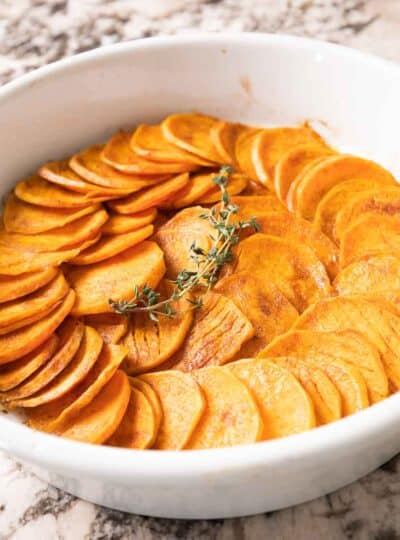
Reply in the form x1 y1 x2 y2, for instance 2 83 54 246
1 33 400 520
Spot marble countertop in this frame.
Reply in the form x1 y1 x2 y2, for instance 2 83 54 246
1 1 400 538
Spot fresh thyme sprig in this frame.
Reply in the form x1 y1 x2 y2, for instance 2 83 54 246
109 166 259 321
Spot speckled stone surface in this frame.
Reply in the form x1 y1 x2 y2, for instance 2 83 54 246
0 1 400 538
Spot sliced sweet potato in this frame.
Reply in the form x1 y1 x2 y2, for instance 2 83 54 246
228 233 331 312
171 292 254 371
15 176 97 208
0 289 75 364
209 121 245 166
241 181 271 196
108 173 189 214
123 280 194 374
84 313 128 344
187 366 263 449
197 173 248 204
0 318 85 401
162 113 222 163
129 377 162 437
235 128 262 182
140 370 205 450
60 370 130 444
0 267 58 303
67 241 165 316
168 172 217 209
228 358 315 439
222 195 285 221
0 335 59 391
286 156 330 212
214 272 298 357
102 208 157 235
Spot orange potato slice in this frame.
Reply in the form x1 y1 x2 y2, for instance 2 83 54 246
0 272 69 335
222 195 285 221
214 272 298 357
171 292 254 371
241 181 271 196
107 386 157 449
235 128 262 182
209 121 245 166
70 145 168 191
187 366 263 449
0 208 108 253
140 370 205 450
69 224 154 265
129 377 162 437
0 289 75 364
162 113 222 163
0 267 58 303
102 208 157 235
274 145 333 202
154 206 214 278
15 176 98 208
67 241 165 316
131 124 213 166
228 358 315 439
197 173 248 204
84 313 128 344
254 212 338 279
60 370 130 444
292 154 396 219
168 171 217 209
102 132 197 175
260 329 388 403
123 280 194 374
3 193 100 235
26 343 126 433
0 317 85 402
286 156 330 212
228 233 331 312
10 325 103 408
0 335 59 391
108 173 189 214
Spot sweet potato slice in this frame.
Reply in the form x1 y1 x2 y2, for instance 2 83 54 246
107 386 157 449
102 208 157 235
84 313 128 344
67 241 165 316
0 267 58 303
129 377 162 437
102 132 197 174
131 124 213 166
286 156 329 213
162 113 222 163
221 195 285 221
209 121 245 166
168 172 217 209
197 173 248 204
187 366 263 449
108 173 189 214
3 193 100 235
154 206 214 278
0 335 59 391
235 128 262 182
0 317 85 402
26 343 126 433
228 233 331 312
140 371 205 450
260 329 388 403
228 358 315 439
293 155 396 219
0 289 75 364
0 272 69 335
60 370 130 444
171 292 254 371
241 181 271 196
15 176 97 208
274 145 333 202
123 280 194 374
214 272 298 357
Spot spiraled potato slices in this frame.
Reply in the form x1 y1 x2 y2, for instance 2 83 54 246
0 267 58 303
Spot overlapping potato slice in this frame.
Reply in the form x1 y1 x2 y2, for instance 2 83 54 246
26 343 126 433
129 377 162 436
102 132 197 174
140 371 205 450
60 370 130 444
0 335 59 392
171 292 254 371
0 267 58 303
0 290 75 364
0 272 69 335
123 280 193 374
168 171 217 209
286 156 330 212
235 128 262 182
241 181 271 196
228 358 315 439
162 113 222 163
224 195 285 220
67 241 165 315
187 366 263 449
214 272 298 357
102 208 157 235
228 233 331 312
108 173 189 214
209 121 245 166
154 206 214 278
131 124 213 166
197 173 248 204
260 329 388 403
84 313 128 344
274 145 333 202
291 155 396 219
